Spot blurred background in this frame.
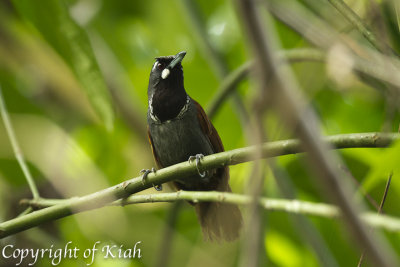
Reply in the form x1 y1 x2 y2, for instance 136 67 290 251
0 0 399 266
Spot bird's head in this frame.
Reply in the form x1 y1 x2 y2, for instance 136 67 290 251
147 51 188 122
147 51 186 97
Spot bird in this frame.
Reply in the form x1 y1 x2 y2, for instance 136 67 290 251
144 51 242 241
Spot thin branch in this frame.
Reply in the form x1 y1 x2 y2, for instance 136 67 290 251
378 173 392 214
358 173 393 267
0 86 40 199
340 165 380 210
206 48 325 118
20 191 400 233
179 0 251 133
327 0 397 56
236 0 397 266
179 0 228 78
17 207 33 217
0 132 398 239
266 0 400 89
327 0 400 126
327 0 380 52
234 3 334 266
207 61 251 118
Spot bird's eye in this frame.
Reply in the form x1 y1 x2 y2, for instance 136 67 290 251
157 63 164 70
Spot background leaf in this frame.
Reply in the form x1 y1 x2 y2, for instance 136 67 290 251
11 0 114 130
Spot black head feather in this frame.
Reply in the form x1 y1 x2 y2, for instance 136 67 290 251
147 52 187 122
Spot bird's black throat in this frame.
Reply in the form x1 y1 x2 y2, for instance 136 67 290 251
150 82 187 122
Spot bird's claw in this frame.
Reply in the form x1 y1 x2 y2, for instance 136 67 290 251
188 154 207 178
153 184 163 191
140 168 154 184
140 168 162 191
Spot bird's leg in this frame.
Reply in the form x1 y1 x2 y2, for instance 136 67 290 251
188 154 208 178
140 168 162 191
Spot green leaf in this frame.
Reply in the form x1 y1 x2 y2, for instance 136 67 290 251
11 0 114 130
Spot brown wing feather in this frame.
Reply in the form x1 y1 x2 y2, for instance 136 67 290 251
192 99 225 154
192 99 230 191
192 99 242 241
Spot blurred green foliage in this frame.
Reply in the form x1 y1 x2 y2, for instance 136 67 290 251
0 0 399 266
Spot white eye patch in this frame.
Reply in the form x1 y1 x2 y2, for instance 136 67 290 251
161 68 170 79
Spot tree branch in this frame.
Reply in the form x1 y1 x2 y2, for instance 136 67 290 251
20 191 400 233
0 132 398 239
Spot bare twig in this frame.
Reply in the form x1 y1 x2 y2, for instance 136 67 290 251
378 173 392 218
17 207 33 217
327 0 399 58
0 86 40 200
207 61 251 118
206 48 325 118
327 0 386 53
0 132 398 239
179 0 251 133
340 166 380 210
358 173 393 267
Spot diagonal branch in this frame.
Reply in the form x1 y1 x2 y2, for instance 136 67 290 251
327 0 397 56
235 0 398 266
0 85 40 200
206 48 325 118
0 132 398 239
266 0 400 89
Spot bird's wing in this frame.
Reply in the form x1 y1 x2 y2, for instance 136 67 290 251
147 126 163 169
192 98 231 190
192 99 225 153
192 100 242 242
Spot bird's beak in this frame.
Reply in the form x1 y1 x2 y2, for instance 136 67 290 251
161 51 186 79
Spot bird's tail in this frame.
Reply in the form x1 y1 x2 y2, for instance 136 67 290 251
194 186 242 242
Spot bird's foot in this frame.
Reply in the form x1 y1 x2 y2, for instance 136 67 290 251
140 168 155 184
140 168 162 191
188 154 207 178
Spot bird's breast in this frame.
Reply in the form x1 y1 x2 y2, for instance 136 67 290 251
148 105 214 168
